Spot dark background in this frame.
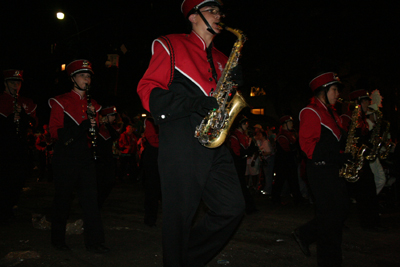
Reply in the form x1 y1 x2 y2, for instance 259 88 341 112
1 1 399 132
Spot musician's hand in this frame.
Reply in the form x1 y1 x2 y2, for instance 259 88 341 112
88 105 95 113
15 103 22 113
340 153 353 166
101 116 109 124
90 118 96 127
189 96 218 116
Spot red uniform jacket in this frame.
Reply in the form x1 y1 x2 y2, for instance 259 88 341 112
299 98 343 160
276 128 296 152
0 92 37 118
137 31 227 115
230 129 250 157
48 90 101 140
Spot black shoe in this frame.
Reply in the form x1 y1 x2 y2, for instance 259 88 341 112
86 244 110 254
52 243 71 251
292 228 311 257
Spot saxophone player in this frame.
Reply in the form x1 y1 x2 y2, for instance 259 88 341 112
137 1 245 266
0 69 37 225
48 59 110 253
344 89 385 232
293 72 350 267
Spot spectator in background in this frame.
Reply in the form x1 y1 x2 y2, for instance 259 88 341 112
119 124 138 181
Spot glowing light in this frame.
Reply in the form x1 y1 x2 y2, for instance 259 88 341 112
56 12 65 20
61 64 66 71
251 108 265 115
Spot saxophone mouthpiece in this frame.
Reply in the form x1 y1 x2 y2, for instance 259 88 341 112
216 22 225 30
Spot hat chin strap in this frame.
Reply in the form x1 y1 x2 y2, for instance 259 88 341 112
72 77 87 92
195 8 217 35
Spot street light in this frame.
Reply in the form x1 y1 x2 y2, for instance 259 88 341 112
56 11 80 39
56 12 64 20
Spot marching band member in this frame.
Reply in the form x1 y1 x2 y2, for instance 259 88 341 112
271 115 303 204
48 59 109 253
97 106 119 208
0 69 37 224
293 72 349 267
346 89 384 232
137 1 245 265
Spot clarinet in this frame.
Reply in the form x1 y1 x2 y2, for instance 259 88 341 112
85 84 98 160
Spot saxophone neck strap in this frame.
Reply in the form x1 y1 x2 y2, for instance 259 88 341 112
206 44 218 83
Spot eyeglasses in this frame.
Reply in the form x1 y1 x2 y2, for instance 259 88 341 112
201 9 225 17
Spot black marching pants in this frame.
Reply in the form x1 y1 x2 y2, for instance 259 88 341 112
51 161 105 246
160 146 245 267
297 161 349 267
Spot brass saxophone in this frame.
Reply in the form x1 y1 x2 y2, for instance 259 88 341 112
365 110 383 161
379 120 393 160
339 104 368 182
194 23 248 148
85 84 98 160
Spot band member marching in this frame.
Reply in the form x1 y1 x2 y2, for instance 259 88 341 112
0 69 37 224
48 59 109 253
97 106 120 208
137 1 245 266
345 89 384 232
293 72 349 266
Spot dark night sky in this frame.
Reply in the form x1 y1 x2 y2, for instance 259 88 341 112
1 1 400 127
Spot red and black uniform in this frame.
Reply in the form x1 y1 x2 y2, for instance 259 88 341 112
0 92 37 223
297 97 349 266
230 128 257 213
137 31 244 266
271 127 302 203
96 122 119 208
48 90 105 248
141 118 162 226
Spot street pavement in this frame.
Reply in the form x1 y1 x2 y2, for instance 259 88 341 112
1 178 400 267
